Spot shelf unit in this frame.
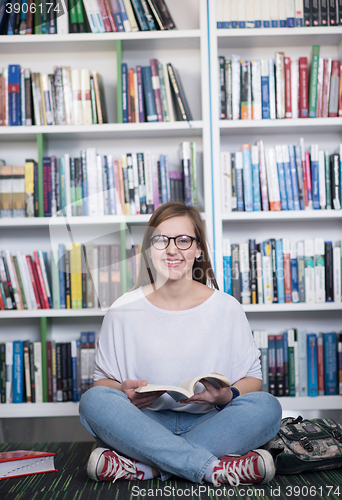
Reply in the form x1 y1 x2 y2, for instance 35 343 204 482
0 0 213 418
208 5 342 415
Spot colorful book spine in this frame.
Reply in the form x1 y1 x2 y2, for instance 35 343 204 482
323 332 338 395
307 333 318 397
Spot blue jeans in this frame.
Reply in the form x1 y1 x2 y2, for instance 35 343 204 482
79 386 282 483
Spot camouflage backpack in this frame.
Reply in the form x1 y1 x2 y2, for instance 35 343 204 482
264 415 342 474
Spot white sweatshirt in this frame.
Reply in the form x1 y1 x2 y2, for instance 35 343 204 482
94 287 262 413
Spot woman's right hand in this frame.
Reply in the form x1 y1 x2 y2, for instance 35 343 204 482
120 379 165 409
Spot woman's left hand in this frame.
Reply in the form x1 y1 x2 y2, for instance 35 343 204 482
179 378 232 406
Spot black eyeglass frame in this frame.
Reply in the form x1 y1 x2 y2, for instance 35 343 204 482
149 235 199 251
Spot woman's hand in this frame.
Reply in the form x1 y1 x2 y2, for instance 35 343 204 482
120 379 165 409
180 378 232 406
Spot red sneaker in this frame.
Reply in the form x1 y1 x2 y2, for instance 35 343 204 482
212 449 275 487
87 447 145 483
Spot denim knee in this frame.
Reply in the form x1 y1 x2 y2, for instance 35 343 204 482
253 391 282 429
79 385 127 419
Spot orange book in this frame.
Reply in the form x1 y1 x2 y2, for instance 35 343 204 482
282 238 292 304
129 68 135 123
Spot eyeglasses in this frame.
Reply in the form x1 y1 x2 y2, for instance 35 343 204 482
150 235 198 251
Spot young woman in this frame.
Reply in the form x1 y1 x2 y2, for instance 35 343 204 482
79 202 282 487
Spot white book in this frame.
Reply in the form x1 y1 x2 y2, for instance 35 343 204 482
286 0 295 26
262 242 273 303
232 55 241 120
144 151 154 209
86 148 99 217
221 151 232 212
71 69 84 126
318 150 326 209
123 0 139 31
216 0 224 26
97 155 105 217
17 251 35 310
4 250 21 309
246 0 255 27
279 0 287 25
270 0 279 26
41 74 54 125
256 250 263 303
304 239 315 303
238 0 246 27
92 247 99 309
251 60 262 120
254 0 262 26
223 0 231 27
288 329 299 396
5 342 13 403
261 0 271 27
90 0 105 32
163 64 175 122
295 0 303 25
34 342 43 403
333 243 341 302
231 0 239 27
314 238 325 303
265 148 281 211
268 58 276 120
80 69 92 125
63 153 72 217
240 242 251 304
56 0 69 34
62 67 74 125
132 153 140 214
82 0 98 32
275 52 285 119
291 59 299 118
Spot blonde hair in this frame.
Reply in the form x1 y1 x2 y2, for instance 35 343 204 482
133 202 219 290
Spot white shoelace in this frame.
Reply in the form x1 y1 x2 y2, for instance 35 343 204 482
212 456 259 487
101 454 138 483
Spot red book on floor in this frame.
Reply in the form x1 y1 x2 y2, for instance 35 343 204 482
0 450 56 479
299 57 309 118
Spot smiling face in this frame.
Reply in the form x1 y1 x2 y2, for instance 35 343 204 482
149 215 201 286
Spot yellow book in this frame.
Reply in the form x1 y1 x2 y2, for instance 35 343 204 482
70 243 76 308
74 242 82 309
24 161 34 217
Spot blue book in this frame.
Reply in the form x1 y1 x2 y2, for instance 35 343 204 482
275 146 288 210
7 0 16 34
58 244 66 309
282 145 294 211
290 242 299 303
295 145 305 210
122 63 128 123
323 332 338 395
87 332 95 388
239 19 246 28
8 64 21 126
106 154 117 215
223 239 232 295
136 66 145 123
251 145 261 211
288 145 301 210
261 61 270 119
71 339 81 402
283 330 289 396
141 66 157 122
117 0 130 31
297 328 308 396
275 239 285 304
235 152 244 211
110 0 124 31
242 145 253 212
80 151 89 216
271 19 279 27
43 157 52 217
287 15 295 27
263 17 270 28
0 0 9 34
159 154 168 204
307 333 318 397
130 0 149 30
20 68 26 126
12 340 24 403
310 145 320 210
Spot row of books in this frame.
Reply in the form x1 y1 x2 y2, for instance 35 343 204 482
219 46 342 120
0 242 139 311
121 60 192 123
0 0 175 36
0 143 198 218
253 329 342 398
216 0 342 28
223 237 342 305
1 332 96 404
221 139 342 213
1 65 106 127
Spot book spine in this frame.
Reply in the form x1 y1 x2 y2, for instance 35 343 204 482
323 332 338 395
290 241 299 303
333 243 341 302
325 241 334 302
328 60 340 117
251 145 261 211
150 58 164 122
299 57 309 118
314 238 325 303
310 144 320 209
297 244 307 304
275 52 285 119
304 239 315 303
317 332 325 395
275 239 285 304
285 56 292 118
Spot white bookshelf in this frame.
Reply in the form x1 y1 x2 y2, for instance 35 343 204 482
0 0 214 418
209 5 342 416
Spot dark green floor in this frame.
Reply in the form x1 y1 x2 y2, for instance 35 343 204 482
0 442 341 500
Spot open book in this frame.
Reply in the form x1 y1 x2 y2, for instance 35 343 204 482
135 373 231 402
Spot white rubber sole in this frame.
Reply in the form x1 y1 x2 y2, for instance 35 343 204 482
255 448 276 484
86 447 109 481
